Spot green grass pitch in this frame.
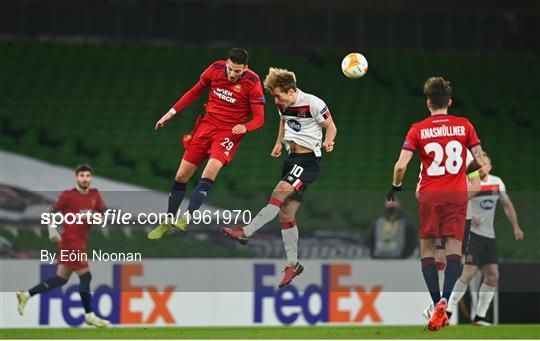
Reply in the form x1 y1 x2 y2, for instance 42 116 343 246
1 325 539 339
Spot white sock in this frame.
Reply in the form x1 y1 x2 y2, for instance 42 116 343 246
281 226 299 266
243 202 281 237
447 279 468 313
85 312 96 319
476 283 496 318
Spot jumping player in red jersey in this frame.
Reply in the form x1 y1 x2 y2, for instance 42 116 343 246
387 77 487 331
16 164 110 327
148 48 265 239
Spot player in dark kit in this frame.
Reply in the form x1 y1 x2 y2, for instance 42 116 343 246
16 164 109 327
388 77 487 331
221 67 337 288
148 48 265 239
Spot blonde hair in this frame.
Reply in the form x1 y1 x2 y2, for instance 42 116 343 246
264 67 297 93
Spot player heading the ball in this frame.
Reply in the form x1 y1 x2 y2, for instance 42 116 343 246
221 67 337 288
148 48 266 239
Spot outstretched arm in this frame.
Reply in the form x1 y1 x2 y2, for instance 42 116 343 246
155 82 206 130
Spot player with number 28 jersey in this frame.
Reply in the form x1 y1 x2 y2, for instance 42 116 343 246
388 77 486 331
404 115 481 195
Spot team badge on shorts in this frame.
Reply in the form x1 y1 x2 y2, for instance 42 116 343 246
183 133 192 149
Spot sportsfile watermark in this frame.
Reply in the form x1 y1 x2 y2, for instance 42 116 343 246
41 209 252 228
2 189 536 294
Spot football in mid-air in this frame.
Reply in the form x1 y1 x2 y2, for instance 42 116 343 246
341 53 368 79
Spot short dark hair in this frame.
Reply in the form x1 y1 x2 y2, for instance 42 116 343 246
75 164 94 175
228 48 249 65
424 77 452 109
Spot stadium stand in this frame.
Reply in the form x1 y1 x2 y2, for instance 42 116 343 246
1 40 538 259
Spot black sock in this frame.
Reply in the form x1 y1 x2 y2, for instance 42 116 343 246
443 254 462 301
28 275 67 296
421 257 441 304
80 292 93 313
167 180 187 216
79 272 93 313
187 178 214 213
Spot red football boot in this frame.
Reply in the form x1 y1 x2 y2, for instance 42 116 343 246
279 262 304 288
441 313 449 328
428 299 448 331
220 226 249 245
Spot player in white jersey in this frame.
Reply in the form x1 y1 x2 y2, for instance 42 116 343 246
221 67 337 287
447 152 525 325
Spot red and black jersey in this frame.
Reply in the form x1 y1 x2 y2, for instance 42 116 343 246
198 60 265 127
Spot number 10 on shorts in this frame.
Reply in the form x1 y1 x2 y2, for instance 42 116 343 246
290 164 304 177
289 164 304 190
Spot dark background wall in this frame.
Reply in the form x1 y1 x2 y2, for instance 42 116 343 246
1 0 539 53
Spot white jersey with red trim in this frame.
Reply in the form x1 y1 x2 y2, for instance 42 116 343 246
278 89 331 157
468 174 507 239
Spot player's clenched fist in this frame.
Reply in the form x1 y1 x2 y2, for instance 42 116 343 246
232 124 247 134
323 141 334 152
271 143 282 157
514 227 525 241
155 111 175 130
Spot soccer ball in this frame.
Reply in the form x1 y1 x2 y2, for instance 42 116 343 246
341 53 368 79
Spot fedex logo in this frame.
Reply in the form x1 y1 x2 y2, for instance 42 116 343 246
254 264 382 325
39 264 175 326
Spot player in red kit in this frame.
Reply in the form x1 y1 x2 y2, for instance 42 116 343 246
148 48 265 239
387 77 487 331
16 164 110 327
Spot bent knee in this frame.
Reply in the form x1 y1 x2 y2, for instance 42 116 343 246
279 210 295 222
484 273 499 286
275 180 295 193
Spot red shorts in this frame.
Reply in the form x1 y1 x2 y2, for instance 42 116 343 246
57 248 89 270
418 200 467 241
182 119 244 166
